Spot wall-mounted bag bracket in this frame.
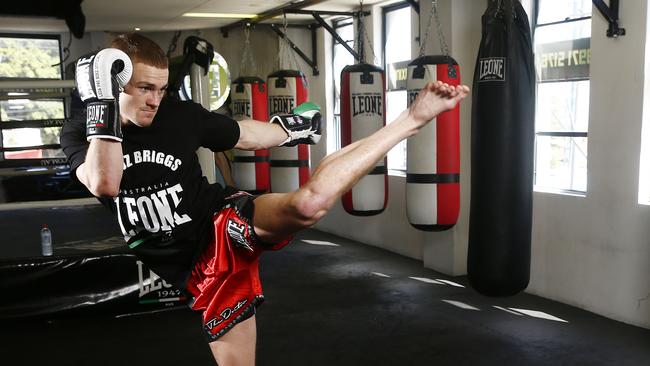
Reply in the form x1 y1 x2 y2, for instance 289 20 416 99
592 0 625 38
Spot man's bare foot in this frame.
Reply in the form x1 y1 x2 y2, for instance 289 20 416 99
408 81 470 129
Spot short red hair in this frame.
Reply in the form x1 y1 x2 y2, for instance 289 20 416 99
111 33 168 68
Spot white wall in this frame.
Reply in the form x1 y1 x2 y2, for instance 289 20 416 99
528 1 650 328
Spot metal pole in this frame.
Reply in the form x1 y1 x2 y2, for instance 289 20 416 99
190 54 218 185
312 13 362 62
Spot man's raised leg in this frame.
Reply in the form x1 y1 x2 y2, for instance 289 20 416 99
253 81 470 242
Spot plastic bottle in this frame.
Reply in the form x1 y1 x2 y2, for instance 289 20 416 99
41 224 53 256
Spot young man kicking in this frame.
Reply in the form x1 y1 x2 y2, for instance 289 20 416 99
60 33 469 365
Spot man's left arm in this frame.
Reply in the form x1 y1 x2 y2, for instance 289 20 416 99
235 120 288 150
235 101 322 150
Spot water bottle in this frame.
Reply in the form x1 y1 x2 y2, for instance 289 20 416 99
41 224 53 256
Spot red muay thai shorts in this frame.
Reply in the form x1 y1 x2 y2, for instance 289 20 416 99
185 190 291 341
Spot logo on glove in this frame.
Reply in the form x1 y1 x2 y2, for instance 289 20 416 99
87 104 107 127
285 116 300 126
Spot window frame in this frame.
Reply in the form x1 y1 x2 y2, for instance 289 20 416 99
382 1 411 176
330 17 355 154
381 2 411 71
533 0 591 195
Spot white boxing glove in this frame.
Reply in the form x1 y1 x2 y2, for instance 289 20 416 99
75 48 133 141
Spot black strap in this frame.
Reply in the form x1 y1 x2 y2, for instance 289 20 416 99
406 173 459 184
233 156 269 163
368 166 387 175
270 160 309 168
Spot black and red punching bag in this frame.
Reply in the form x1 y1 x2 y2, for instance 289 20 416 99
406 56 461 230
267 70 310 193
231 76 270 194
340 63 388 215
468 0 535 296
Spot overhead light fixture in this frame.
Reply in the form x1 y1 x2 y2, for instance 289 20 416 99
134 27 141 31
182 13 257 18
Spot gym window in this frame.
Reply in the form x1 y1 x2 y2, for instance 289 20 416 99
383 2 412 175
330 17 355 155
533 0 592 195
0 34 65 161
0 34 76 203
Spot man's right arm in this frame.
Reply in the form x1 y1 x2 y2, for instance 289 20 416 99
66 48 133 198
76 139 123 197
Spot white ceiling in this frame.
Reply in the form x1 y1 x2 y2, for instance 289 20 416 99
0 0 387 34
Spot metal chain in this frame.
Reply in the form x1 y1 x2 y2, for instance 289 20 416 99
166 31 181 58
419 0 449 57
356 1 364 61
239 26 257 76
284 12 302 71
362 18 378 65
433 0 450 57
276 12 302 71
353 0 377 65
358 0 364 61
276 13 289 69
418 1 435 56
288 32 302 71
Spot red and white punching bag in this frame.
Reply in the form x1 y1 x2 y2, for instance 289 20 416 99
267 69 309 193
231 76 270 194
406 56 461 231
340 63 388 215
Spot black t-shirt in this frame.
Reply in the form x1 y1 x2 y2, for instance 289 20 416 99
60 97 240 288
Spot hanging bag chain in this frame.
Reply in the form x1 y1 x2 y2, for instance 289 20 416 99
357 0 378 65
419 0 450 58
239 26 258 77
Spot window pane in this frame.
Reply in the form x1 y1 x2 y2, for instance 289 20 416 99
385 7 411 64
534 4 590 194
0 37 62 79
537 0 592 24
0 99 65 121
536 19 591 44
1 100 65 160
386 90 407 171
2 126 60 146
535 136 587 192
384 5 411 172
536 81 589 132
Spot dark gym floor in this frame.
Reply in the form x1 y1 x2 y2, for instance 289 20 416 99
2 228 650 365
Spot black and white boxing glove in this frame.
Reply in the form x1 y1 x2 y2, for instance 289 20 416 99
270 102 322 147
75 48 133 142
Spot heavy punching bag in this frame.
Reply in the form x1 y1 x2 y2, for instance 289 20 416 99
340 63 388 215
468 0 535 296
267 70 310 193
231 76 270 194
406 56 461 230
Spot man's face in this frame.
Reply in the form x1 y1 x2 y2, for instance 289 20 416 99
119 62 169 127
